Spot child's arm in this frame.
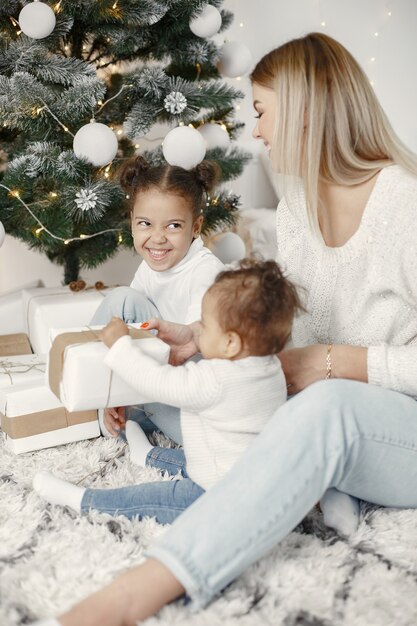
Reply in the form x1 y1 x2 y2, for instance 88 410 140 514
103 334 219 411
144 318 201 365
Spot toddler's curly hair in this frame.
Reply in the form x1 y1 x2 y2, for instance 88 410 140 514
209 258 303 356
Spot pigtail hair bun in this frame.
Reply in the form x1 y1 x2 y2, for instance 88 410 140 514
119 155 150 192
193 160 221 193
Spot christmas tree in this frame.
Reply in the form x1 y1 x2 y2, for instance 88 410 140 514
0 0 251 283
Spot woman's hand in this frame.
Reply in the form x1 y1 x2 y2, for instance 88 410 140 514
100 317 129 348
279 344 368 393
143 318 200 365
279 345 328 394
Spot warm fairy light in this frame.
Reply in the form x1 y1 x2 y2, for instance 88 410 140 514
79 234 88 239
49 192 58 198
239 22 244 27
179 121 184 126
35 226 44 235
134 143 140 149
64 239 70 245
112 1 118 8
125 194 130 199
236 76 241 81
374 32 379 37
188 124 194 128
63 126 69 132
9 190 20 198
117 129 123 135
371 57 376 62
235 105 241 111
64 44 70 52
54 1 62 11
97 100 103 106
118 233 123 243
321 21 326 27
388 11 392 16
104 172 110 178
220 123 227 131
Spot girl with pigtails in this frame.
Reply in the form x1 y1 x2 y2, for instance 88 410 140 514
90 156 224 439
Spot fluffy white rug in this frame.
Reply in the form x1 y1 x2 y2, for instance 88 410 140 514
1 431 417 626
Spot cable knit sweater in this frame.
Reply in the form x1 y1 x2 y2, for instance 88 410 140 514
276 165 417 397
105 336 286 490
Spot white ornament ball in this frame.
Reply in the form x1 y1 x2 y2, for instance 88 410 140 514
163 126 206 170
218 41 253 78
209 232 246 264
18 1 56 40
189 5 222 38
73 122 118 167
0 221 5 248
198 123 230 150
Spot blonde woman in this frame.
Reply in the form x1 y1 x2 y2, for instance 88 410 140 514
34 33 417 626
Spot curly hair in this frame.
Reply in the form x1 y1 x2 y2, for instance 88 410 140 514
209 258 303 356
119 155 220 220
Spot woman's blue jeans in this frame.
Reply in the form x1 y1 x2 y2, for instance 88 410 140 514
81 447 204 524
147 379 417 609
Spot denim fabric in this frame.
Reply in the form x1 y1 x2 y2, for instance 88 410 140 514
147 379 417 609
81 447 204 524
128 403 183 445
90 286 160 325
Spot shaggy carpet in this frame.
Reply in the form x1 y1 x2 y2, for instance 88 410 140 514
1 431 417 626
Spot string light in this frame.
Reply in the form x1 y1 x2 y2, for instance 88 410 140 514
321 21 326 27
118 233 123 243
35 226 45 236
0 183 120 245
49 192 58 198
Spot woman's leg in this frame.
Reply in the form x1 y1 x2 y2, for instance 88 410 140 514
145 379 417 609
90 287 160 325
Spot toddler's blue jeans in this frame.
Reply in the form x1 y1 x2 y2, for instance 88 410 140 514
80 447 204 524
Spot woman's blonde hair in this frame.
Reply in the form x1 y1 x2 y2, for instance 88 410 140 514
250 32 417 221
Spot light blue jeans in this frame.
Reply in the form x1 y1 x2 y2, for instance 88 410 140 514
147 379 417 609
81 447 204 523
91 287 183 445
90 286 160 325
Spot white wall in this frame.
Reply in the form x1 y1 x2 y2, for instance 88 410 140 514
1 0 416 292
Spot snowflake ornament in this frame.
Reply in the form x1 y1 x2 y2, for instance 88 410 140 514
164 91 188 115
75 188 98 212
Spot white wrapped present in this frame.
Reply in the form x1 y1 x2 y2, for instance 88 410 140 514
22 286 113 354
0 354 46 388
0 280 41 335
0 383 99 454
48 325 170 412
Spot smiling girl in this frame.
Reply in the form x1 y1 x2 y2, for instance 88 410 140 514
91 156 224 437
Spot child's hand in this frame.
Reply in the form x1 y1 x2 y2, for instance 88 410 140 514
101 316 129 348
103 406 126 437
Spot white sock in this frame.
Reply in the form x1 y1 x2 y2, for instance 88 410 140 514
33 471 85 513
320 488 360 536
125 420 153 466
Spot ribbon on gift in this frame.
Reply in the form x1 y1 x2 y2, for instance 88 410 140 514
0 358 46 385
0 333 32 357
0 406 97 439
48 327 154 405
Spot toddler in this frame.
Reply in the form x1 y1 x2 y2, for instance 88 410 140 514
91 155 224 439
34 259 302 524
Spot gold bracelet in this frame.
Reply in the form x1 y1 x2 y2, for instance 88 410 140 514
325 344 333 379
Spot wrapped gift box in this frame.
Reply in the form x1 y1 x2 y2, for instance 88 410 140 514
0 354 46 388
0 383 99 454
0 333 32 356
0 280 41 334
22 286 113 354
48 325 170 412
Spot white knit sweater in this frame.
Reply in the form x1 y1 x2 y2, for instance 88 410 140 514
130 237 224 324
276 165 417 397
105 336 286 490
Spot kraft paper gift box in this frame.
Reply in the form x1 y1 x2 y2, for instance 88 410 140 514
0 333 32 356
22 286 113 354
48 325 170 412
0 354 46 389
0 383 99 455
